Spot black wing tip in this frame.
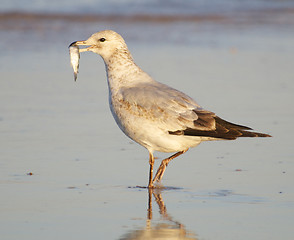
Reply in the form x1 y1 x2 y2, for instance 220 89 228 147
168 112 272 139
214 116 253 130
169 128 272 139
249 132 272 138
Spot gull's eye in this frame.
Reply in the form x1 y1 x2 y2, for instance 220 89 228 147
99 38 106 42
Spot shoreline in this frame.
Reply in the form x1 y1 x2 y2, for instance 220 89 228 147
1 9 293 25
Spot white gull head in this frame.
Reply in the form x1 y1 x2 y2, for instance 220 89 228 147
75 30 132 61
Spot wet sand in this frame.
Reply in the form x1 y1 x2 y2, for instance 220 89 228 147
0 11 294 240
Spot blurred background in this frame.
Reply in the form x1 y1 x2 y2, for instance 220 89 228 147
1 1 294 240
1 0 294 51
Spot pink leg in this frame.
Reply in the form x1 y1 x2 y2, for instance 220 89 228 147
153 149 189 183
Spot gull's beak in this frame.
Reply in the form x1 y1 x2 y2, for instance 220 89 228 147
69 40 93 52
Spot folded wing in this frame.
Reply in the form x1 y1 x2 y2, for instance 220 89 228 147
120 82 271 139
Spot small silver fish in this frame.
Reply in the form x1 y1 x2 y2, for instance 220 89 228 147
69 41 80 81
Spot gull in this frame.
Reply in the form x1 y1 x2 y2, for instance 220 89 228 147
71 30 271 188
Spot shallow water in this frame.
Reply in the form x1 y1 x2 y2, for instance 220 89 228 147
1 2 294 240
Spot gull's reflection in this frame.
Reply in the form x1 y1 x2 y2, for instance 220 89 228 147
120 188 197 240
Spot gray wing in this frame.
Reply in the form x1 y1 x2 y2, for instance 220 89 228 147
120 82 216 132
120 82 271 139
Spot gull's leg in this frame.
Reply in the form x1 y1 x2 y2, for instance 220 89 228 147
153 149 189 183
148 152 155 188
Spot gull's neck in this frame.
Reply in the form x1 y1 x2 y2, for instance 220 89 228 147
102 49 152 94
